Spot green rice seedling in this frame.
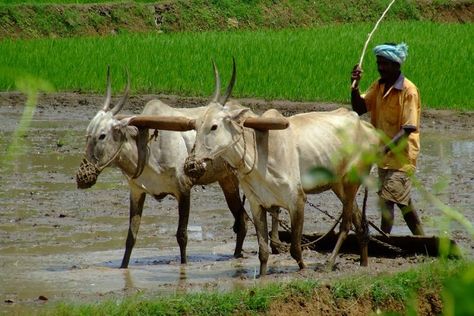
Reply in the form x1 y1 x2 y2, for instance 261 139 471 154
0 67 53 168
0 22 471 110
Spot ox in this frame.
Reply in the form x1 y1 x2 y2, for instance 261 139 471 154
76 67 248 268
184 64 380 276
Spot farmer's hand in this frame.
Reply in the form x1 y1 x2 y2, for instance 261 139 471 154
380 144 390 155
351 64 363 89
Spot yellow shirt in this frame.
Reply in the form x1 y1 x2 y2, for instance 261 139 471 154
363 75 421 173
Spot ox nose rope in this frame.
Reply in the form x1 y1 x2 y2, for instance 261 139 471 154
235 123 257 176
77 129 150 187
200 121 257 176
76 135 123 188
85 134 126 173
76 140 125 188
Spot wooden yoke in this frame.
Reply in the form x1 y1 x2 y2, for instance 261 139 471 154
115 114 289 131
115 114 196 131
243 117 289 131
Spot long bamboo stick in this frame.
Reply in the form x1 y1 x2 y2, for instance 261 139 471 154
351 0 397 88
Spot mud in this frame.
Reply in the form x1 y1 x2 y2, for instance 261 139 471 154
0 92 473 314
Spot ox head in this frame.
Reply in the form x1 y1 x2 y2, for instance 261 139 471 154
76 67 133 189
184 60 249 180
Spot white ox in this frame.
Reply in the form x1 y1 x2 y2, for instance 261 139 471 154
184 66 380 276
76 68 248 268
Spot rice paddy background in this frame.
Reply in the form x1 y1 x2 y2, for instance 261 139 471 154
0 21 472 110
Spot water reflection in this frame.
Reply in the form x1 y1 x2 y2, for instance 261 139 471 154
122 269 135 291
179 265 187 281
452 140 474 159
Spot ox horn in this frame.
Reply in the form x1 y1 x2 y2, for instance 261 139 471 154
220 57 236 106
102 65 112 112
210 60 221 103
109 68 130 115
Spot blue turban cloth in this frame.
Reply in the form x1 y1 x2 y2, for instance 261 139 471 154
373 43 408 64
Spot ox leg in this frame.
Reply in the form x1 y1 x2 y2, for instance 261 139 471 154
218 176 248 258
121 190 146 268
289 202 305 270
177 193 190 264
250 202 269 276
331 185 369 268
269 206 282 254
326 185 358 270
353 199 369 267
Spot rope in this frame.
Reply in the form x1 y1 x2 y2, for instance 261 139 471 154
241 127 257 175
233 123 256 176
88 138 125 172
351 0 397 88
201 122 244 167
243 194 400 254
307 200 336 220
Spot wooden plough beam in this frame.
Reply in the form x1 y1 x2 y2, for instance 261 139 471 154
278 231 463 258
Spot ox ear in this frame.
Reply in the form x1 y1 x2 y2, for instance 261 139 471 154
227 108 249 124
113 116 136 130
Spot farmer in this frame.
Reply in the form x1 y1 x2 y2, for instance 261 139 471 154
350 42 425 236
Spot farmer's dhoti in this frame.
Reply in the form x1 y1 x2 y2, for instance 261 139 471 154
378 168 411 206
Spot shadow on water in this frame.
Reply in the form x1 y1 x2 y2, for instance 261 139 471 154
0 104 473 313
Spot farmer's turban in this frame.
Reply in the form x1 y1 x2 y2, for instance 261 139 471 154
373 43 408 64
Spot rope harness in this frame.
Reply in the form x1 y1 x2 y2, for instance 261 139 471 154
76 135 125 188
199 121 257 177
76 127 152 187
242 188 402 254
233 122 257 176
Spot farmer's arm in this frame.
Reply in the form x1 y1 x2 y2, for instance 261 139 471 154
382 90 420 154
381 126 416 154
351 64 367 115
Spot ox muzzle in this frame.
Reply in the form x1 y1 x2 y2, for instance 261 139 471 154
184 155 208 181
75 158 101 189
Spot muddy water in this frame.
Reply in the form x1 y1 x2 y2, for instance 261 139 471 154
1 100 473 314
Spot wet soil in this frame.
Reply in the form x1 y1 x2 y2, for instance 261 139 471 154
0 92 473 314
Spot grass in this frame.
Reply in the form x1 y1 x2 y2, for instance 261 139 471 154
332 259 472 308
52 280 318 315
0 0 163 4
48 260 471 315
0 1 468 39
0 21 472 110
332 264 432 303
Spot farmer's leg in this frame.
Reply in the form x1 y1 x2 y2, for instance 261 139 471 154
398 200 425 236
378 168 396 234
380 198 395 234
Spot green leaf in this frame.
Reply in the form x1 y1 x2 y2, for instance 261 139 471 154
302 166 336 188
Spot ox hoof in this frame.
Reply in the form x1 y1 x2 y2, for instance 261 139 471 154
324 262 338 272
233 252 244 259
314 262 336 272
270 243 288 255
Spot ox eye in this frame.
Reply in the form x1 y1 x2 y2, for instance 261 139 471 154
210 124 218 131
98 134 106 140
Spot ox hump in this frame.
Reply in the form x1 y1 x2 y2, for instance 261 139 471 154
261 108 284 118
